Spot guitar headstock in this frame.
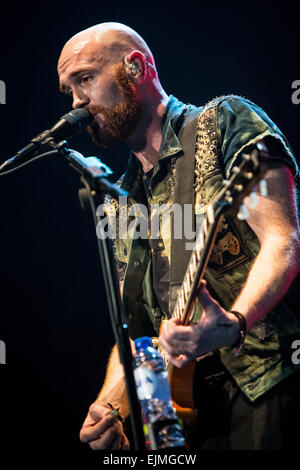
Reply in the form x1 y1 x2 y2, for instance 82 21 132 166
214 144 268 220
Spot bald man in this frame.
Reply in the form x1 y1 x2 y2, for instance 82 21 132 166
58 23 300 450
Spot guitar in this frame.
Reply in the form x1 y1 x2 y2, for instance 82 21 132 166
156 145 268 432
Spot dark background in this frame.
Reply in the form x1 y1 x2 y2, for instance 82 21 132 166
0 0 299 464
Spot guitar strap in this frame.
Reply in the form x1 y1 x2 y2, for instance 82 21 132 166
169 106 202 314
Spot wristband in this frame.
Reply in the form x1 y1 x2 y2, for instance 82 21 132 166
230 310 247 356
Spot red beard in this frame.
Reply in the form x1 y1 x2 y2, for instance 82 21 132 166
86 63 142 148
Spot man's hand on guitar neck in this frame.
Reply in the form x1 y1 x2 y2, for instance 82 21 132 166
159 280 241 368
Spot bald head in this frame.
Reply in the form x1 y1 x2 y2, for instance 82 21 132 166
58 22 155 75
57 22 168 151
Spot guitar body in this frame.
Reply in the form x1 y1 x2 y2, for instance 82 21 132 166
157 330 198 435
168 361 198 442
168 360 196 408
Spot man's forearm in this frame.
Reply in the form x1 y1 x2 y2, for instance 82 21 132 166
96 343 131 418
231 231 300 331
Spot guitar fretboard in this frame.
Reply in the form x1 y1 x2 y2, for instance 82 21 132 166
172 203 221 325
159 204 222 367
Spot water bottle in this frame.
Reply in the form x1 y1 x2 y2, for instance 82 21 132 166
133 336 186 449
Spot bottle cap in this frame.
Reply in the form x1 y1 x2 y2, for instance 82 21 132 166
134 336 152 352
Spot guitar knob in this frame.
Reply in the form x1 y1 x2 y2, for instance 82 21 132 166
249 191 258 209
259 179 268 197
237 203 250 220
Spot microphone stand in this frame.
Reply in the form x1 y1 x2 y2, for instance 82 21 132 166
52 141 146 451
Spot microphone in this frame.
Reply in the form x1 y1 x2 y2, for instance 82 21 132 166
0 108 94 173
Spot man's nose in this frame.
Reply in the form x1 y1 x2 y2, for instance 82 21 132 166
72 91 89 109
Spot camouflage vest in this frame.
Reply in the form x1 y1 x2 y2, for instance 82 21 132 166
189 97 300 401
107 95 300 402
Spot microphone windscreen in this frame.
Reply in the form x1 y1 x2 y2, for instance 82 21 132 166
61 108 94 128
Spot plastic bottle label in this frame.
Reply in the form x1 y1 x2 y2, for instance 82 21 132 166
134 367 170 401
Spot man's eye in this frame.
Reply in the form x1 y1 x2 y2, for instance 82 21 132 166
81 75 93 83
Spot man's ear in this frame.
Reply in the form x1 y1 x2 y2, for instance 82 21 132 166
123 50 147 83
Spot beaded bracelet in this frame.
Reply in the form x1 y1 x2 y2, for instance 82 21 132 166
230 310 247 356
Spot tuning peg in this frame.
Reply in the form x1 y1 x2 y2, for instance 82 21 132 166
249 191 258 209
244 171 254 180
237 203 250 220
259 179 268 197
225 190 233 204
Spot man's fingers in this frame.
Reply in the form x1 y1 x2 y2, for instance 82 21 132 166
89 426 119 451
110 432 122 450
160 336 188 356
159 321 196 357
167 353 191 368
79 401 128 451
87 402 110 422
121 435 130 450
161 318 193 340
197 281 219 312
80 415 115 443
89 428 129 451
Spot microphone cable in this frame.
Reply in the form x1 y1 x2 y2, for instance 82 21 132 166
0 150 59 176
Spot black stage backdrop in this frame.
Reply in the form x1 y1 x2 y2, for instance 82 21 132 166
0 0 299 464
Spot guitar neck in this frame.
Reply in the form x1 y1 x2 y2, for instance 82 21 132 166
171 146 265 327
172 210 224 326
